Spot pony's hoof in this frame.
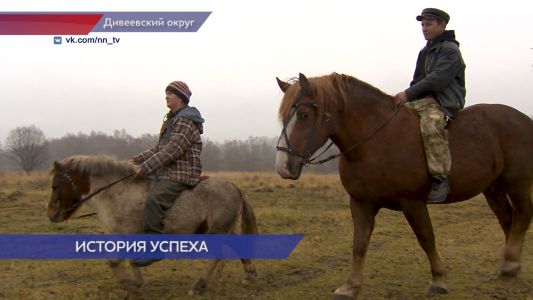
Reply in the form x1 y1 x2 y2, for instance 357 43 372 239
332 294 355 300
425 286 448 295
120 279 141 293
188 278 207 296
188 288 203 296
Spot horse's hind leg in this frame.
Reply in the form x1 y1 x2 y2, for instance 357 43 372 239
499 188 533 278
240 259 257 284
483 183 513 242
401 201 447 295
188 259 221 295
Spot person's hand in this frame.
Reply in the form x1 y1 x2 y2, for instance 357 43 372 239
133 165 143 179
128 158 136 165
394 91 408 106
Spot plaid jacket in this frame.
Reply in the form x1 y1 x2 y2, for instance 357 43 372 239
132 111 203 186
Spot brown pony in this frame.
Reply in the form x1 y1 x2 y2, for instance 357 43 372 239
275 73 533 299
47 155 258 295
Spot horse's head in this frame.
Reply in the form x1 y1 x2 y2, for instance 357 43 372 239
275 73 343 179
47 161 90 222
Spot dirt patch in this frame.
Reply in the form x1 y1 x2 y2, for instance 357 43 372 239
254 188 274 193
7 191 27 201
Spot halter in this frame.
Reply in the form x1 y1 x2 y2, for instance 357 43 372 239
277 102 401 165
53 170 135 219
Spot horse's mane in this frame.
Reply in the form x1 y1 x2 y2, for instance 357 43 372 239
278 72 393 121
50 155 137 177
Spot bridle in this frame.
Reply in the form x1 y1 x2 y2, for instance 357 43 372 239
277 102 401 165
53 170 135 219
276 102 321 163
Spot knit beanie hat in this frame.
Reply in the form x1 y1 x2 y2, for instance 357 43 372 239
165 81 192 103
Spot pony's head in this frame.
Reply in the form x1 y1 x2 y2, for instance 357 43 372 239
275 73 350 179
47 160 90 222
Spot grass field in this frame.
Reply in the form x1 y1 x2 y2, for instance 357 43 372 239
0 171 532 300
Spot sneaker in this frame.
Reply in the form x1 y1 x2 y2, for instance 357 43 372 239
131 258 162 267
427 176 450 203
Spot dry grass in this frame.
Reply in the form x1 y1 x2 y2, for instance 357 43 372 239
0 171 51 186
0 171 532 299
204 172 340 189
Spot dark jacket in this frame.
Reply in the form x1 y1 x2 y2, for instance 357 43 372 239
133 106 204 186
405 30 466 118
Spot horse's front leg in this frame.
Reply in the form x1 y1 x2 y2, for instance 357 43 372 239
401 200 447 295
333 198 378 300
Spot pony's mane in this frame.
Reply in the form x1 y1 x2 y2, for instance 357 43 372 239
278 72 393 120
50 155 136 176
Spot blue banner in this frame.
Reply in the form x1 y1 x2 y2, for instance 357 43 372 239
0 235 303 259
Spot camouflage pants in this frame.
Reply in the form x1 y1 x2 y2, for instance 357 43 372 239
405 97 451 177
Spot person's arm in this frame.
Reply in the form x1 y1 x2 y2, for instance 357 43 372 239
131 144 158 165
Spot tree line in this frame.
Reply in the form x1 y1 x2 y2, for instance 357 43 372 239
0 125 339 174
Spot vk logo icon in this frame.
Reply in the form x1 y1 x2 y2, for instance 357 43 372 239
54 36 62 44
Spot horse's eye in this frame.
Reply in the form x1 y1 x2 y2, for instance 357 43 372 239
300 113 309 120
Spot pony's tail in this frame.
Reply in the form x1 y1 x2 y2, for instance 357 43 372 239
238 188 259 235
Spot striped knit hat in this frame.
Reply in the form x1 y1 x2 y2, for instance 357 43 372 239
165 81 192 103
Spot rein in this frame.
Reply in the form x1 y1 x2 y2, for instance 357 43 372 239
277 103 401 166
56 171 135 218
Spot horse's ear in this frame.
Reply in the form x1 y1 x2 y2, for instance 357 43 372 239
276 77 291 93
53 161 63 172
299 73 310 94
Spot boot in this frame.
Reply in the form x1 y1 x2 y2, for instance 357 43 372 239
132 230 163 267
132 258 162 267
427 176 450 203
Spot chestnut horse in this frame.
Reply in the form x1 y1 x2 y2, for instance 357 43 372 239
275 73 533 299
47 155 258 295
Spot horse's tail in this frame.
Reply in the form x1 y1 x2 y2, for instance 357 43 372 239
237 187 259 235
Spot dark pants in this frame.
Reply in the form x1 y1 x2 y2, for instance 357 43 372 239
143 180 188 234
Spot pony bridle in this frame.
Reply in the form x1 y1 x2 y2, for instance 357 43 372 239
276 102 330 165
54 170 82 217
53 170 135 219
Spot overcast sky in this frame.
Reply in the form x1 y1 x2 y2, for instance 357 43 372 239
1 0 532 143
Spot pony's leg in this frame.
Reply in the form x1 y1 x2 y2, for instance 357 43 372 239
401 201 448 295
483 184 513 242
188 259 221 295
108 259 139 291
240 259 257 284
499 190 533 278
131 263 144 288
332 199 378 300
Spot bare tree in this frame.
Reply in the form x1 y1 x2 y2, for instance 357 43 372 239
5 125 49 173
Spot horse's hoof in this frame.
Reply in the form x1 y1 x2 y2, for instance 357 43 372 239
332 294 355 300
499 262 521 278
425 286 448 295
241 279 253 285
498 269 520 278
